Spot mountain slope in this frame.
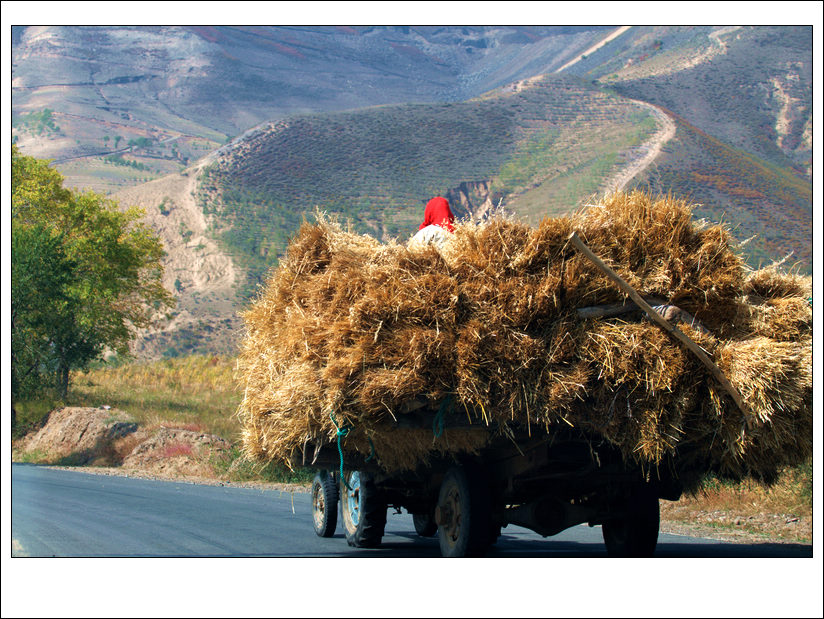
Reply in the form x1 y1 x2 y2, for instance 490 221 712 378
196 74 660 297
111 160 241 358
12 25 617 193
12 25 813 360
634 112 812 269
568 26 813 178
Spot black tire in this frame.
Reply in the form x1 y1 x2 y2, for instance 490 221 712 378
436 465 491 557
340 470 387 548
311 471 339 538
413 512 438 537
602 489 660 557
488 523 502 546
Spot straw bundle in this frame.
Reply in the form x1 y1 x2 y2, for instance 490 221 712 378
236 192 812 487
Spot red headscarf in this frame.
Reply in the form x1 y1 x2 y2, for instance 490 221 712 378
419 196 455 232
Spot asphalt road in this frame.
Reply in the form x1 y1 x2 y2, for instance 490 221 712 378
10 463 813 558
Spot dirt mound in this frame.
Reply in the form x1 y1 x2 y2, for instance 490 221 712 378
21 406 143 466
121 427 232 477
18 407 232 477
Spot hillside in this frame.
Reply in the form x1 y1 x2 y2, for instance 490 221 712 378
196 74 661 298
634 113 812 270
111 162 242 359
565 26 812 178
12 25 616 194
573 25 813 271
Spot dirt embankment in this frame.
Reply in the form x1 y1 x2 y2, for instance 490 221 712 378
17 406 233 480
113 161 241 359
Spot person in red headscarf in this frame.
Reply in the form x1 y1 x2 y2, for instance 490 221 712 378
419 196 455 233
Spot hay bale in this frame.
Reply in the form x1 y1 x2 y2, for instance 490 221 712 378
236 192 812 484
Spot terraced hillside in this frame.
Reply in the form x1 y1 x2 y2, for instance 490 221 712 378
556 25 812 272
565 26 812 178
13 24 812 359
634 113 812 270
196 74 660 297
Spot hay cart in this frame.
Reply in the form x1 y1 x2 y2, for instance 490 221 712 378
242 203 811 559
305 235 722 558
307 399 684 558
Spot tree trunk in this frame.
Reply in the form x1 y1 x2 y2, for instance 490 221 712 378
58 358 70 399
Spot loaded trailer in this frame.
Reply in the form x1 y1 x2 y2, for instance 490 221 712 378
237 196 812 559
306 396 682 558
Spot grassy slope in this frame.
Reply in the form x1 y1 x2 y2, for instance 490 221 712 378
553 26 812 271
602 26 812 175
635 113 812 270
503 111 659 220
197 74 660 297
572 26 812 271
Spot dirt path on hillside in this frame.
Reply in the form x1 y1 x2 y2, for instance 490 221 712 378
601 100 676 195
116 158 237 292
555 26 632 74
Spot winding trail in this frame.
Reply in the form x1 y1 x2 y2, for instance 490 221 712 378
601 100 677 195
555 26 632 74
549 25 676 195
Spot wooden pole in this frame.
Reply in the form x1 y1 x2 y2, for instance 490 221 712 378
568 231 749 417
576 298 665 319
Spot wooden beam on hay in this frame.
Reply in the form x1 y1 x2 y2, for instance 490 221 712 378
568 231 750 418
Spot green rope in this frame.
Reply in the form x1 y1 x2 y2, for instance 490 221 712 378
365 436 376 462
330 412 352 491
433 395 453 439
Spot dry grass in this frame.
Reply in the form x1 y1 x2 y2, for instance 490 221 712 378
692 464 813 517
235 191 812 486
71 355 242 441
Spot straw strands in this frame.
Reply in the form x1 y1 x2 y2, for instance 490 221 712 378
235 192 811 486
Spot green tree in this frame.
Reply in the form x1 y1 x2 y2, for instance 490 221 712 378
11 223 74 403
11 145 175 398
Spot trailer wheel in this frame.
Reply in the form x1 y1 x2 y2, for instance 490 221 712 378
413 512 438 537
602 490 660 557
311 471 339 537
340 470 387 548
436 465 491 557
488 523 502 546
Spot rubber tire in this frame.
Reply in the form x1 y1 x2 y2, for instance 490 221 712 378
413 512 438 537
602 490 660 557
340 471 387 548
437 465 492 558
311 471 339 538
488 523 502 546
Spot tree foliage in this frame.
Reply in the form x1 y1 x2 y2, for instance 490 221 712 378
11 145 175 399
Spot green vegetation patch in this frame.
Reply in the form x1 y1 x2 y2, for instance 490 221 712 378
13 107 61 136
103 154 152 171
